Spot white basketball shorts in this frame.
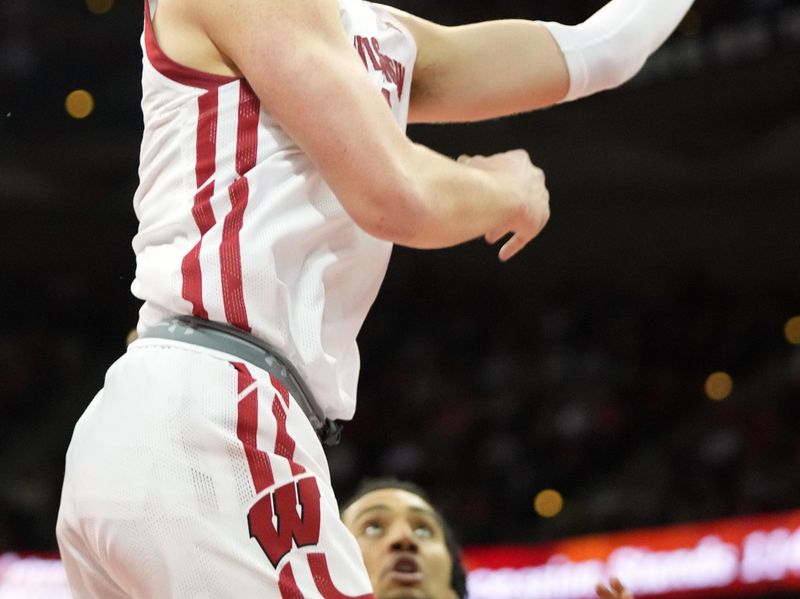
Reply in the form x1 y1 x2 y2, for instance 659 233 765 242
56 337 374 598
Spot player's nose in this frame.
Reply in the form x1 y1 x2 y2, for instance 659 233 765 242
386 521 419 553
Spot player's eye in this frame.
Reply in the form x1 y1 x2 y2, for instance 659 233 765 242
363 522 384 538
413 524 433 539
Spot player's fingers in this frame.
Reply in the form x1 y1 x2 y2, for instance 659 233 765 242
595 583 613 599
610 578 634 599
498 231 530 262
457 154 471 164
484 228 507 245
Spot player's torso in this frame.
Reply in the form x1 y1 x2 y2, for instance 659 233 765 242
132 0 416 419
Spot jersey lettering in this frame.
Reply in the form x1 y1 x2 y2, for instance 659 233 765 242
248 477 322 568
370 37 406 97
355 35 382 70
307 552 374 598
354 35 407 101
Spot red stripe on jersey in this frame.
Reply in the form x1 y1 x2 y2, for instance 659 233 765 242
181 89 219 320
234 362 255 394
270 374 291 407
278 564 305 599
272 398 306 476
219 82 260 332
194 90 219 187
307 553 374 599
236 82 260 175
143 0 236 90
221 177 251 331
233 362 275 493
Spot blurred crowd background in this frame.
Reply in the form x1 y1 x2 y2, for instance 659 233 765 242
1 0 799 555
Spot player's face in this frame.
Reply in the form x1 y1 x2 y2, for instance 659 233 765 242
343 489 458 599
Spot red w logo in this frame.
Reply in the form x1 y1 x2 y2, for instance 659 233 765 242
248 477 322 567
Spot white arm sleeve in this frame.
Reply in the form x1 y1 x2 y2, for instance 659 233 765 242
540 0 695 102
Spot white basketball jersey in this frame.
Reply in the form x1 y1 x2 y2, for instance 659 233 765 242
132 0 416 420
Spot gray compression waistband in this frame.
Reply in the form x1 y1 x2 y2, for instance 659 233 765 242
138 316 342 446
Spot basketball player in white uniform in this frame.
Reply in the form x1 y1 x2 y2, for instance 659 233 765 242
56 0 694 596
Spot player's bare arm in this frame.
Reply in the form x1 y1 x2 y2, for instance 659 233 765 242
151 0 548 260
380 0 695 123
375 10 569 123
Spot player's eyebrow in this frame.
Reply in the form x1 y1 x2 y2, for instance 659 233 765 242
352 504 391 520
353 504 440 522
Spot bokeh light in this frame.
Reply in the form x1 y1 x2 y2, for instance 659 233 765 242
65 90 95 119
784 316 800 345
534 489 564 518
86 0 114 15
705 371 733 401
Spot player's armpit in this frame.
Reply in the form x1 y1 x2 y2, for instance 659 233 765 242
190 0 426 241
190 0 548 256
376 6 570 123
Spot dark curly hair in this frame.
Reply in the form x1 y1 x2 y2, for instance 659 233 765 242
341 478 468 599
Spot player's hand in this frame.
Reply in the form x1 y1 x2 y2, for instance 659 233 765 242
458 149 550 261
595 577 635 599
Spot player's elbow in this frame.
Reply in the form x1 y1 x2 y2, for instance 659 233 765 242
347 175 428 244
